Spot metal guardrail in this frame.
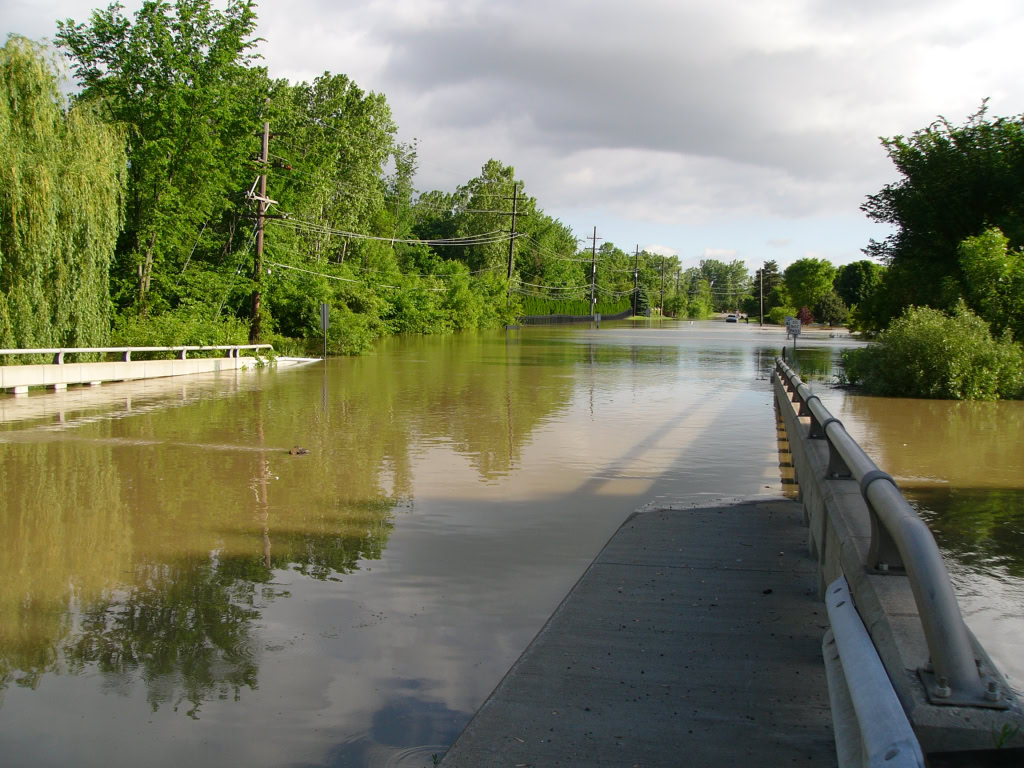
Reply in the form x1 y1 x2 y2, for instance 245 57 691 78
824 577 925 768
0 345 273 364
775 357 1005 710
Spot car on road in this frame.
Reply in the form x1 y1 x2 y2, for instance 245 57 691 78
726 314 738 323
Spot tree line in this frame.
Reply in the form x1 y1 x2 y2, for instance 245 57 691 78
1 1 1022 382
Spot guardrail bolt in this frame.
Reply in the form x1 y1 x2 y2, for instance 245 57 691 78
985 681 1000 702
935 676 952 698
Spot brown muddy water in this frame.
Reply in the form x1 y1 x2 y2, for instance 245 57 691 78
0 322 1019 767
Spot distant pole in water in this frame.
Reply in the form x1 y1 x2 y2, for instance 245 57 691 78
759 263 764 327
506 183 519 295
633 244 639 318
587 227 601 316
659 256 665 317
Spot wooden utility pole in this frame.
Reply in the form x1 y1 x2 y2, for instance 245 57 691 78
633 245 640 317
506 183 519 295
587 227 601 316
250 121 269 343
659 257 665 317
759 264 764 326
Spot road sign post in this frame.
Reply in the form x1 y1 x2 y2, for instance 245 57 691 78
785 316 801 352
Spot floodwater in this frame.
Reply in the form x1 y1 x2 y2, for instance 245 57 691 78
0 322 1019 766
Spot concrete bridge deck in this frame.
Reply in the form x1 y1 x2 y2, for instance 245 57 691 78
441 498 836 767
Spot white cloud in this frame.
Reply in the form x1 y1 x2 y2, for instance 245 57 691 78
703 248 739 260
644 244 679 257
6 0 1024 261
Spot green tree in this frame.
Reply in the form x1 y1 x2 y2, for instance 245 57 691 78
256 71 399 342
56 0 262 312
694 258 750 312
751 260 782 314
957 227 1024 341
815 290 849 327
0 37 126 350
686 276 714 318
784 258 836 310
833 260 883 308
862 102 1024 325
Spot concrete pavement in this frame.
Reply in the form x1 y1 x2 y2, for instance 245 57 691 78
441 498 836 767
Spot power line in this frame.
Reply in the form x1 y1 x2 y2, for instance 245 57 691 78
266 260 448 292
269 217 518 246
514 279 590 291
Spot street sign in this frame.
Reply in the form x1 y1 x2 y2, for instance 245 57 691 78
785 316 801 337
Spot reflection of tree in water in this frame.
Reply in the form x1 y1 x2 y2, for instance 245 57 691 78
6 495 397 716
0 439 132 702
788 347 838 380
908 487 1024 578
67 555 261 717
1 331 595 711
0 418 398 714
266 499 395 580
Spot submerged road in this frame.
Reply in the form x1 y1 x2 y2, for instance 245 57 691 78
441 498 836 767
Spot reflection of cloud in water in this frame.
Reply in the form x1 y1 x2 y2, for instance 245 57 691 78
306 695 467 768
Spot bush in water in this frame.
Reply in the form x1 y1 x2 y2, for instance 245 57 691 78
841 302 1024 400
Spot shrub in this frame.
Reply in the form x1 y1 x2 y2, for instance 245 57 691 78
516 295 631 317
815 290 849 327
841 303 1024 400
767 305 796 325
112 305 248 347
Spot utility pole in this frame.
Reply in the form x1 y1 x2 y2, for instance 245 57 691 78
759 264 764 326
506 182 519 295
250 121 269 343
633 245 640 317
587 226 601 316
659 257 665 317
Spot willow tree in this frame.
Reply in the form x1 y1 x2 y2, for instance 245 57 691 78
0 37 126 349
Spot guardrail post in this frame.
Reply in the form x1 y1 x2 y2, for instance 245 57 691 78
53 351 65 365
123 350 131 362
178 348 187 360
861 471 904 573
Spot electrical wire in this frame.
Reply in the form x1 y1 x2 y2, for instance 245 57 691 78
513 279 590 291
266 260 448 292
269 217 517 246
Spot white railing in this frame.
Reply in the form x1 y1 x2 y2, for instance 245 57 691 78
0 344 273 363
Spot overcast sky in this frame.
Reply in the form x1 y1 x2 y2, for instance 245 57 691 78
5 0 1024 272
